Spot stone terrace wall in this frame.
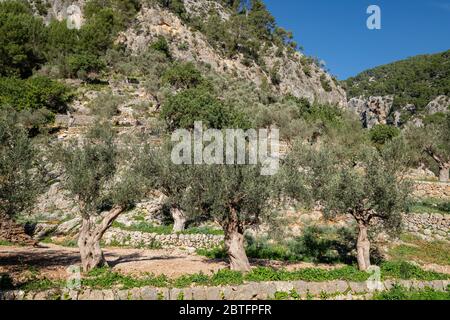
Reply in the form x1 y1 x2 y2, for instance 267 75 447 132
103 228 224 249
2 280 448 301
413 182 450 199
402 213 450 241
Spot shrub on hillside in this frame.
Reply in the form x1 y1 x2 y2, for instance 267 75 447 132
162 62 203 90
160 87 250 130
369 124 401 147
67 54 106 79
0 76 72 113
150 36 172 59
0 0 47 78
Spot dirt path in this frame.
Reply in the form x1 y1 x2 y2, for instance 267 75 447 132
0 244 346 282
0 244 227 280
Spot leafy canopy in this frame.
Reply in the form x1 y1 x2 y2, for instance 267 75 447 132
0 108 42 217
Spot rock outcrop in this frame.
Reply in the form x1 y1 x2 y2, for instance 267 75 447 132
347 96 394 128
425 95 450 115
30 0 85 27
115 3 347 107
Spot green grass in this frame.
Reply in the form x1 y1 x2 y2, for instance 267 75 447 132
0 240 14 246
245 266 369 283
389 235 450 265
373 285 450 300
380 261 449 281
41 237 78 248
197 227 356 265
82 267 168 290
6 261 448 292
112 221 173 235
409 198 450 215
181 226 224 236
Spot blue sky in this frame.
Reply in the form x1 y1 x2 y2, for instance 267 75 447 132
264 0 450 79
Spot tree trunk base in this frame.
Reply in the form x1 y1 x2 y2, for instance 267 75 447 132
357 223 371 271
439 166 449 183
171 207 186 233
225 230 251 273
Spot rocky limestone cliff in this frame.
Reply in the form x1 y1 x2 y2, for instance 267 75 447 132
117 3 347 107
32 0 347 107
347 96 394 129
426 95 450 115
28 0 85 27
347 94 449 128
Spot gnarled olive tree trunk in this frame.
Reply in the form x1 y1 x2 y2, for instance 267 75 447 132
223 208 251 273
426 148 449 183
356 222 371 271
171 206 186 233
439 164 449 183
78 206 124 272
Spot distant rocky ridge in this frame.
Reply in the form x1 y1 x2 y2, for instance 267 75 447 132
348 95 449 129
344 50 450 127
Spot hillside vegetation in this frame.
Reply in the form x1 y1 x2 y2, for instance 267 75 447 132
345 50 450 111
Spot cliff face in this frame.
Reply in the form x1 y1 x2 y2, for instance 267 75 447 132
347 96 394 129
32 0 347 107
29 0 85 26
117 2 347 107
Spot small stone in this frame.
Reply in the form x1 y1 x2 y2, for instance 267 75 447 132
258 282 277 299
430 280 444 291
205 287 222 300
235 284 259 300
34 291 49 301
220 286 237 300
348 282 368 293
141 287 158 300
306 282 325 295
88 290 104 300
191 287 207 300
275 281 294 293
398 280 412 289
102 290 114 300
334 280 350 293
116 290 129 300
128 288 142 300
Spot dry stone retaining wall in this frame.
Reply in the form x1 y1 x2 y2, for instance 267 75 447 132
103 228 224 249
413 182 450 199
402 213 450 241
1 280 448 301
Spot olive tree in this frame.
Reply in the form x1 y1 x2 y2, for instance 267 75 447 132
184 164 275 272
136 142 192 233
283 142 411 271
405 114 450 182
0 109 42 244
55 123 140 271
138 139 277 272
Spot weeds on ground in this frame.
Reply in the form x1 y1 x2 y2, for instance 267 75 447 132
373 284 450 300
389 234 450 265
6 261 448 292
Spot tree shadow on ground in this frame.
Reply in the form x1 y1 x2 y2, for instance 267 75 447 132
108 253 178 267
0 246 179 274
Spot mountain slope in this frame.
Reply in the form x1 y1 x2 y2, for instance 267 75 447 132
30 0 347 107
345 50 450 111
